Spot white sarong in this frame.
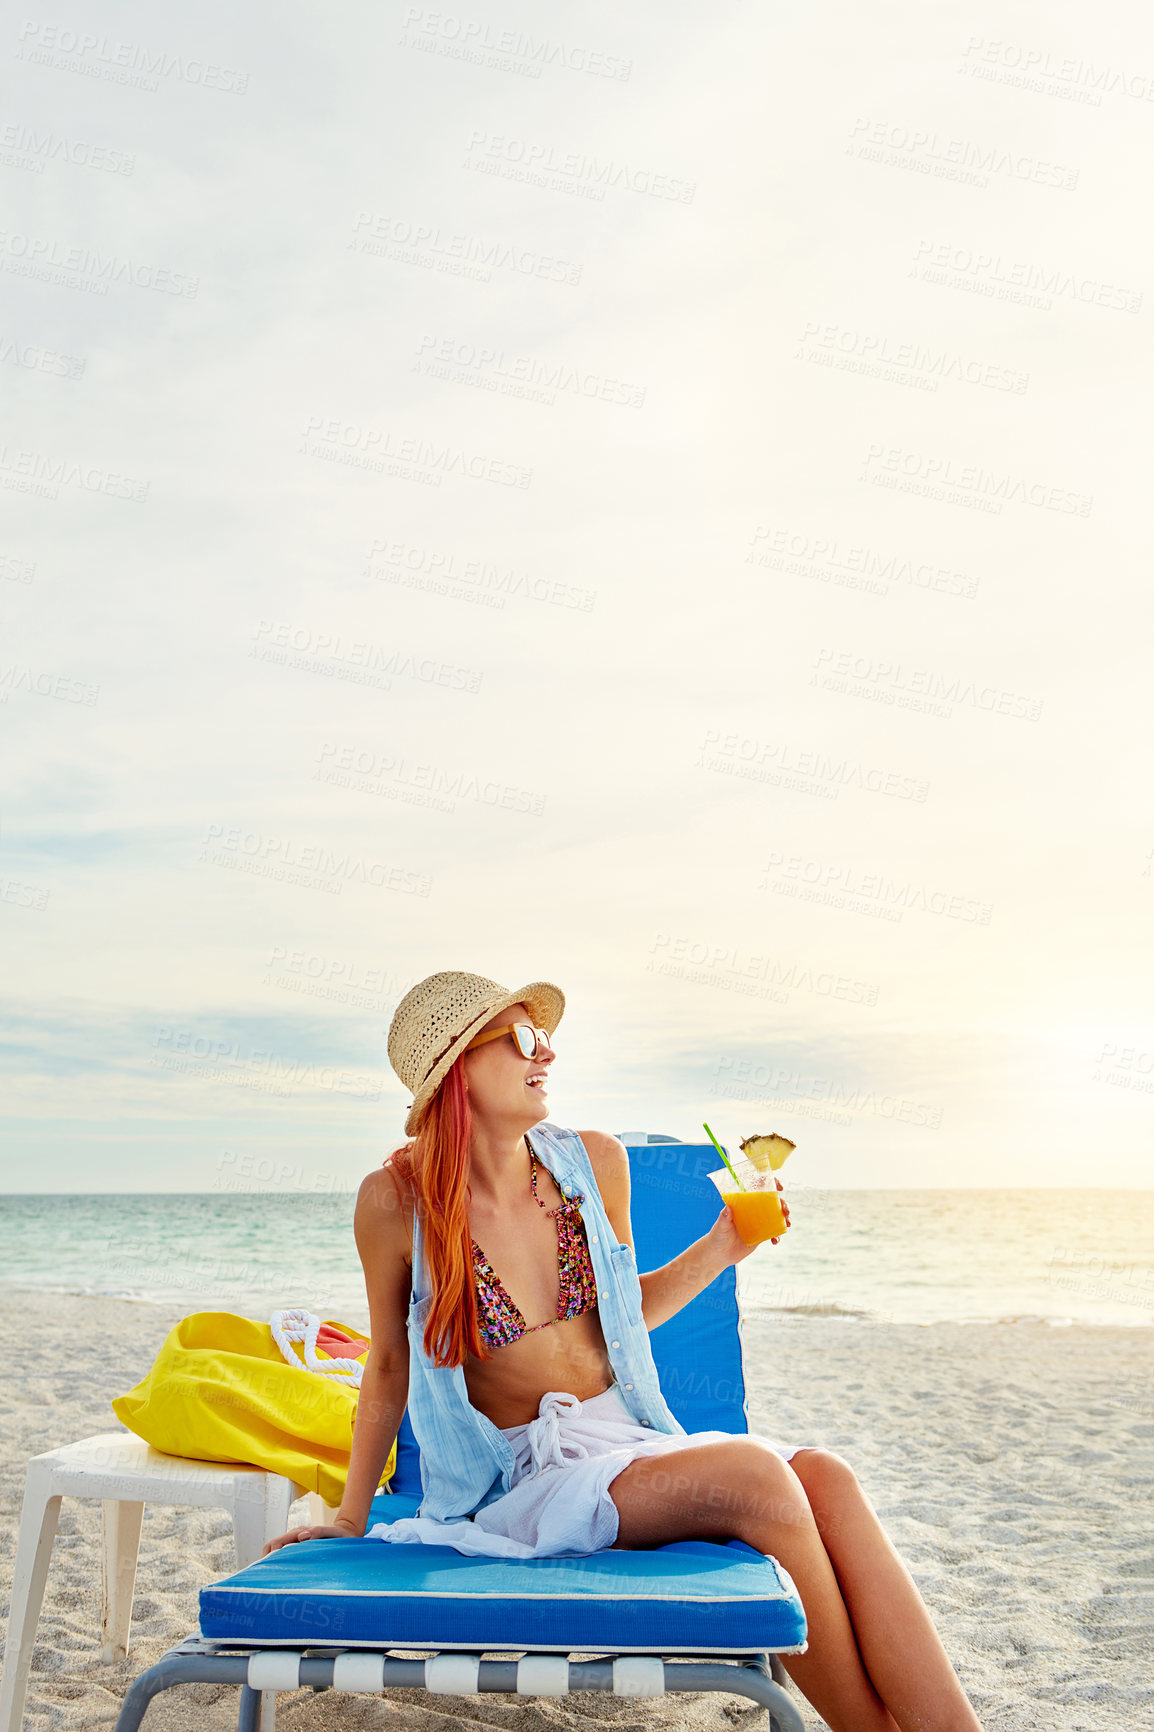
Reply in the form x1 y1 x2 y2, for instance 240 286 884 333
368 1383 805 1559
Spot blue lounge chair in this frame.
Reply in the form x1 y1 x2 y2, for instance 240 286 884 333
113 1138 807 1731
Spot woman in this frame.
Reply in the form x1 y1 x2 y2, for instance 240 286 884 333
266 971 984 1732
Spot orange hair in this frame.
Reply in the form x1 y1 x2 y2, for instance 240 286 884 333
390 1057 487 1368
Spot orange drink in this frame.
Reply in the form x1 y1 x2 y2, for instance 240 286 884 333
706 1153 789 1246
721 1186 787 1245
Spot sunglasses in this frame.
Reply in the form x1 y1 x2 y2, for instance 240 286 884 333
465 1022 553 1061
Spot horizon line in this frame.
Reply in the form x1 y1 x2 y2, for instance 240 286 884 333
3 1184 1154 1197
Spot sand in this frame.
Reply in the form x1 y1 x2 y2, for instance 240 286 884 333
1 1289 1151 1731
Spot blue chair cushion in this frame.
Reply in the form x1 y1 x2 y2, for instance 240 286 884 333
388 1410 423 1498
629 1142 749 1437
199 1526 806 1654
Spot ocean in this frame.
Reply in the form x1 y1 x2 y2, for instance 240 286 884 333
2 1188 1152 1328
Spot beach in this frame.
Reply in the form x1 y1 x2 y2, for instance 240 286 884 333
1 1288 1150 1731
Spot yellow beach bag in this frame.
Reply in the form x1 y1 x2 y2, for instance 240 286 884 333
112 1311 395 1507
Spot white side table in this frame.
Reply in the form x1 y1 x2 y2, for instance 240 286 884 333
0 1432 306 1732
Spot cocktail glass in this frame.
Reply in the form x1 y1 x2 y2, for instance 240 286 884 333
707 1156 788 1245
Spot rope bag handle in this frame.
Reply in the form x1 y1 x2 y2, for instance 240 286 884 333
269 1307 364 1388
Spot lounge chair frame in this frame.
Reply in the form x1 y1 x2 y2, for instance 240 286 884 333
114 1634 806 1732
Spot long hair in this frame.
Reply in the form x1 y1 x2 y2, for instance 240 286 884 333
391 1056 487 1368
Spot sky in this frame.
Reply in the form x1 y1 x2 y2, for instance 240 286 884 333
2 0 1152 1191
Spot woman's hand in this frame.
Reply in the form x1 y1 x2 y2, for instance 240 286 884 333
261 1517 361 1556
709 1205 757 1266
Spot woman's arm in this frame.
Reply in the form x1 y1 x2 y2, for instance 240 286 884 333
336 1166 413 1531
263 1164 412 1551
334 1353 409 1535
578 1131 785 1332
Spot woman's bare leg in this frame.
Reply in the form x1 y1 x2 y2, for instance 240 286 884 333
609 1437 900 1732
788 1448 983 1732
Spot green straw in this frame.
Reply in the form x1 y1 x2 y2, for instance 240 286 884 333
702 1122 746 1191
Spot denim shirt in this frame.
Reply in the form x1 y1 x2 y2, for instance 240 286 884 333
405 1120 685 1521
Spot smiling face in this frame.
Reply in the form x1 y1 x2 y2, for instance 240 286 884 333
460 1001 555 1135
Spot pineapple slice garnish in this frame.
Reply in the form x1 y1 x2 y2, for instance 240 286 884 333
739 1132 796 1173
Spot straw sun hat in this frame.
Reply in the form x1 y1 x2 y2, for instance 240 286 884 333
388 970 565 1136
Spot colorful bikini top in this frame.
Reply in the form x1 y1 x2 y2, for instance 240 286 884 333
471 1148 598 1351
